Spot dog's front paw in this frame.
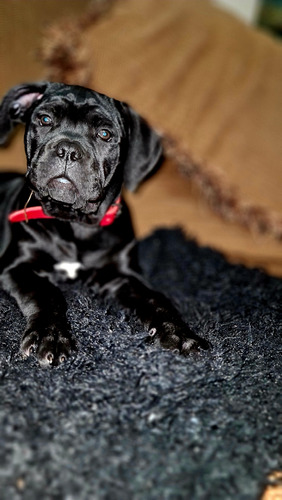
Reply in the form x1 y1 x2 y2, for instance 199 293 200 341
147 321 209 355
20 324 75 367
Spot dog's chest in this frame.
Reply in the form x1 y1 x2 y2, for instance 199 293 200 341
54 260 82 279
28 224 83 279
25 221 110 280
50 235 82 279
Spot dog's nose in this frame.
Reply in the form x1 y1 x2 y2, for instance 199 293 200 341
55 140 83 162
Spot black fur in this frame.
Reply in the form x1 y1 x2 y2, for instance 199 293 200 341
0 82 208 366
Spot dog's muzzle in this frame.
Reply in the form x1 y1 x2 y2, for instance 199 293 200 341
46 140 84 205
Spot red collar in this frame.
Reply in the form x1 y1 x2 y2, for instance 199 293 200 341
8 197 121 227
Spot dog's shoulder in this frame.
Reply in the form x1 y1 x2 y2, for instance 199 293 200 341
0 172 27 259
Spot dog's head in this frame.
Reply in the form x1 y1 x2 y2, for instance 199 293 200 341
0 82 162 224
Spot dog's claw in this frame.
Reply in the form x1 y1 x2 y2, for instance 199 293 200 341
46 352 54 364
59 354 66 364
148 328 157 337
28 345 36 356
20 336 37 357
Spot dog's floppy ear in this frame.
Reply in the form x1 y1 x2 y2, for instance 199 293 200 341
0 82 49 145
121 103 163 191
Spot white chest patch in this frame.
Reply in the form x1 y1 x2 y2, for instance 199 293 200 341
54 261 82 279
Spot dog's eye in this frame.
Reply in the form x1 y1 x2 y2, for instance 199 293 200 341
39 115 52 126
97 129 112 141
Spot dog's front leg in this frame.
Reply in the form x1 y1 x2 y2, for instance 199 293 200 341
2 257 74 366
92 243 208 354
109 274 208 354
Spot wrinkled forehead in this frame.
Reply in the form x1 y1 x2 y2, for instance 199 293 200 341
38 85 124 127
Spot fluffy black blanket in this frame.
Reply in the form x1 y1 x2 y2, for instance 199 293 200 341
0 229 281 500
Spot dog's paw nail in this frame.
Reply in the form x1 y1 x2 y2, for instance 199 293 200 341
59 354 66 364
46 352 54 364
21 343 36 357
28 345 36 355
148 327 157 337
172 348 180 354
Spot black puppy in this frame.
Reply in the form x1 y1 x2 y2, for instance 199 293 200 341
0 82 207 366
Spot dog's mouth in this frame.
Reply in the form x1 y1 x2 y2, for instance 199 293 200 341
26 173 108 223
47 176 78 205
33 176 101 211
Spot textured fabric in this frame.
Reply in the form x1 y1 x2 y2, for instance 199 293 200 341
0 229 281 500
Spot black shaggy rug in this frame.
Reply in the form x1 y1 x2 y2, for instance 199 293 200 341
0 228 281 500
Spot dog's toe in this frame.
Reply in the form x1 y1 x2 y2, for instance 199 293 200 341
38 350 55 368
20 331 39 357
147 321 209 356
37 337 75 367
180 336 209 355
20 328 75 367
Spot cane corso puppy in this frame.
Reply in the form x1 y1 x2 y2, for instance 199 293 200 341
0 82 207 366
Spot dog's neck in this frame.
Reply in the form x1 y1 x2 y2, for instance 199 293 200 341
8 197 121 227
